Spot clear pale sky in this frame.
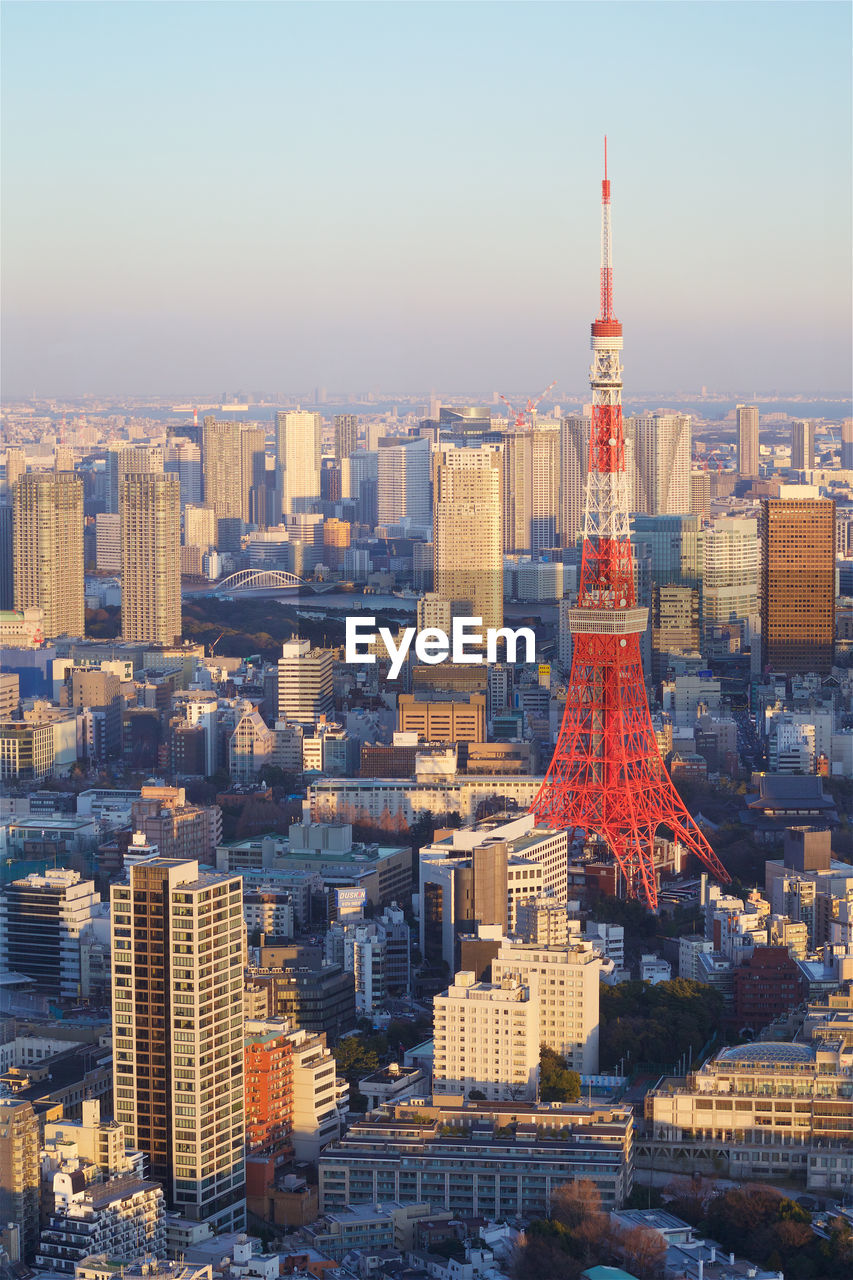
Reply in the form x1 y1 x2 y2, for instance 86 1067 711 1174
2 0 851 400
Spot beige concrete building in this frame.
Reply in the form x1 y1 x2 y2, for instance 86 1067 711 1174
646 1040 853 1190
202 419 266 523
433 443 503 632
433 971 539 1101
13 472 84 639
275 411 321 517
0 1097 40 1258
737 404 760 477
120 472 181 645
491 939 602 1075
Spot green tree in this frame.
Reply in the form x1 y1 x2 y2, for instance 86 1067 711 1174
332 1036 379 1082
539 1046 581 1102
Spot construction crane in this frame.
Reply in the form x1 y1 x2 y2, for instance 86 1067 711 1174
209 631 226 658
498 380 557 430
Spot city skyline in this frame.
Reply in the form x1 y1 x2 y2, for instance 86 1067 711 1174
2 1 852 400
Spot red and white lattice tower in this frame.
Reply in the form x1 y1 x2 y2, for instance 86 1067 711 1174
529 141 730 907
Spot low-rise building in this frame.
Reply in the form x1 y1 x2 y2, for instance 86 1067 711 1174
35 1174 165 1272
319 1100 633 1215
646 1040 853 1190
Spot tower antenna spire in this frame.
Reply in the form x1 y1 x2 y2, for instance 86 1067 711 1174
529 144 730 908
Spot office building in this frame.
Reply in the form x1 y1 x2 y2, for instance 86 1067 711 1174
202 419 266 523
791 419 815 471
491 939 602 1074
120 472 181 645
105 445 164 515
760 498 835 674
398 693 486 743
247 963 355 1043
334 414 358 462
111 858 246 1230
0 869 99 1000
651 584 701 680
433 971 539 1102
95 512 122 572
319 1100 634 1214
502 425 560 556
13 472 84 640
0 1097 40 1260
433 443 502 632
275 411 321 516
277 639 334 727
737 405 760 477
377 436 431 529
630 413 692 515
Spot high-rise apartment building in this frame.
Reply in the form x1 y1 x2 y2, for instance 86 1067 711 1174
165 438 203 506
120 472 181 645
3 446 26 498
111 858 246 1231
334 414 358 462
275 411 321 516
433 443 503 632
0 503 13 610
0 869 99 1001
502 425 560 555
0 1098 40 1259
760 498 835 675
842 419 853 470
702 516 759 649
183 503 218 554
377 436 431 530
433 971 539 1102
630 413 692 515
202 419 266 524
791 419 815 471
95 512 122 573
737 405 760 477
559 415 590 549
277 639 334 727
341 450 378 526
105 445 164 515
13 472 84 640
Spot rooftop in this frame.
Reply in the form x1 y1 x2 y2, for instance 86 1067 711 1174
716 1042 815 1065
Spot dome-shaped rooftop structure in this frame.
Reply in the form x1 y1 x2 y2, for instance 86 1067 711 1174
717 1042 814 1066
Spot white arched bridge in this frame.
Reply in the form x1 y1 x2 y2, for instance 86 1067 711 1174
207 569 306 594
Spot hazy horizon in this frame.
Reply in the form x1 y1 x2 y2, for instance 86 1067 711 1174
3 1 851 401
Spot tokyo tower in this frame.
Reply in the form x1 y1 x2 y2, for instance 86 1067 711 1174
530 141 730 908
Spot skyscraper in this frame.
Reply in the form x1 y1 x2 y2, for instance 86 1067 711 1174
334 414 358 462
277 639 334 727
737 405 760 477
105 445 164 515
275 411 321 516
502 425 561 555
13 472 84 640
165 438 203 506
630 413 692 515
791 419 815 471
842 419 853 470
2 447 26 499
433 443 503 631
702 516 759 649
111 858 246 1231
559 415 590 549
120 472 181 645
760 498 835 675
376 436 431 530
202 420 266 524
